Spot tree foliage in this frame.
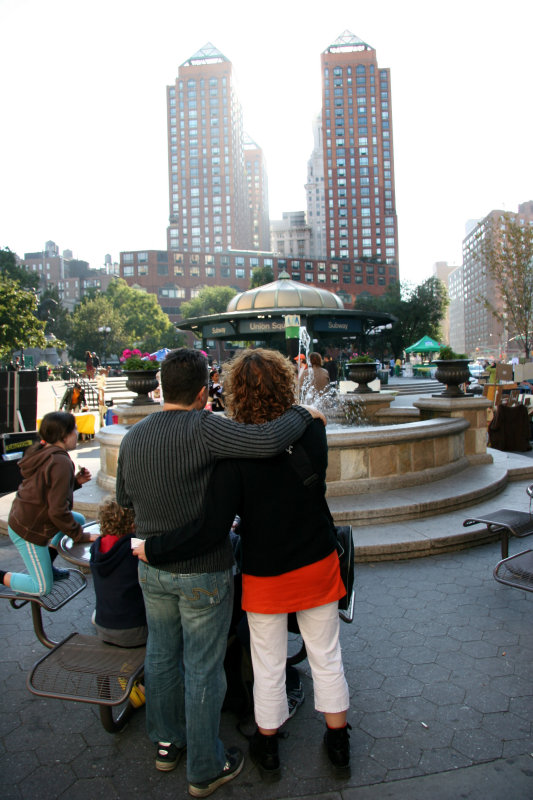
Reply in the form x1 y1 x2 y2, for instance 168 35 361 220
355 277 448 357
37 287 71 345
105 279 184 353
479 212 533 358
0 247 40 291
68 279 184 360
250 266 274 288
68 294 125 361
0 278 47 360
179 285 237 320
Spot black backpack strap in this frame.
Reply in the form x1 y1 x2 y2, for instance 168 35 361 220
285 442 319 487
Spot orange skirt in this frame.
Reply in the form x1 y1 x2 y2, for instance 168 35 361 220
242 551 345 614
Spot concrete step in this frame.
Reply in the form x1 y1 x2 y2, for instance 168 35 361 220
332 451 533 561
328 460 508 526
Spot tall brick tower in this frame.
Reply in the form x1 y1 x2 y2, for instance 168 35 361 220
166 43 255 256
320 31 399 296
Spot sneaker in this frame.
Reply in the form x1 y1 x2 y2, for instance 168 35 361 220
188 747 244 797
51 566 69 581
249 731 280 782
128 680 145 708
324 724 351 774
156 741 185 772
287 681 305 719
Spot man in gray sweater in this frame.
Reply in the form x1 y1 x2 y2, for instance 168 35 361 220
116 348 320 797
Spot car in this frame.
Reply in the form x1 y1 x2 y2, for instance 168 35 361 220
468 363 486 378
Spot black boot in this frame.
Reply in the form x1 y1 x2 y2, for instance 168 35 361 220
249 730 280 782
324 723 351 774
49 547 69 581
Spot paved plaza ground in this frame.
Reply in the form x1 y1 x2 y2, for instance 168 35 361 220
1 534 532 799
1 376 532 798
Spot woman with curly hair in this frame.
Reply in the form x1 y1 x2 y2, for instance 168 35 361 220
221 349 350 779
136 348 350 780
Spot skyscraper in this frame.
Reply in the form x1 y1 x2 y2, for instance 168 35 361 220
305 114 327 258
166 42 267 258
320 31 399 295
244 134 270 252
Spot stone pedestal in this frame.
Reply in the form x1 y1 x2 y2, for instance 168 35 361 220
414 396 492 463
114 403 163 426
73 404 163 517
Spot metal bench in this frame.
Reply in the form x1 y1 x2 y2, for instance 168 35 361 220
0 569 87 648
493 549 533 593
28 633 146 733
1 567 145 732
463 484 533 558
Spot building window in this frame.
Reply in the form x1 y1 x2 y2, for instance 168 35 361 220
124 266 134 276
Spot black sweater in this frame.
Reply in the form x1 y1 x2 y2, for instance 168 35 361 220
146 420 337 577
116 405 311 574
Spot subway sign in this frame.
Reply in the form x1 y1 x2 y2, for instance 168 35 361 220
202 322 236 337
239 318 287 334
313 317 363 333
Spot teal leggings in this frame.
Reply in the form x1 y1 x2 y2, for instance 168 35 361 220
8 512 86 595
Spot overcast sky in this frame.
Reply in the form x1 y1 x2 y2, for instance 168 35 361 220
1 0 531 284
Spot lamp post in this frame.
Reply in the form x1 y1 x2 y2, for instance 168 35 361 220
98 326 111 367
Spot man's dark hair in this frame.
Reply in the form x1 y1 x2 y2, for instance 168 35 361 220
161 348 209 405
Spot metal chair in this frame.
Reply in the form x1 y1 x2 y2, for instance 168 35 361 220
463 483 533 558
493 549 533 593
1 566 145 733
0 570 87 648
28 633 145 733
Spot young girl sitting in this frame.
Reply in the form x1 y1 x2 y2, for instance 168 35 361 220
90 498 147 708
90 498 147 648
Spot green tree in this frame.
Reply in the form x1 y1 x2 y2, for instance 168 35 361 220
180 285 237 319
356 277 448 357
0 278 47 360
250 266 274 288
0 247 40 291
478 212 533 358
68 295 125 362
37 287 71 342
105 279 184 353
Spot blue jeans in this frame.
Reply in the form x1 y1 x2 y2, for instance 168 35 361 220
138 562 233 784
8 511 86 594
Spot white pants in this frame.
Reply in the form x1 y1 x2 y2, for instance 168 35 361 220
247 601 350 730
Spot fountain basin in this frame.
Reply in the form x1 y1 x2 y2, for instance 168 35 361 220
325 417 473 496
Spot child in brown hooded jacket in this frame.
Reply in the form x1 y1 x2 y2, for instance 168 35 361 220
1 411 97 595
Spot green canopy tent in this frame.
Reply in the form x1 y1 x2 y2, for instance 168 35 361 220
405 335 441 354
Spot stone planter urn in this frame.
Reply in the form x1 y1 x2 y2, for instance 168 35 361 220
433 359 471 398
347 361 379 394
124 370 159 405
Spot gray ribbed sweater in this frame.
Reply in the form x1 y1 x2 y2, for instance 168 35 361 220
115 405 311 574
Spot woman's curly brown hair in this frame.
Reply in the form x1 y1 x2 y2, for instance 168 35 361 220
98 497 136 538
223 348 296 424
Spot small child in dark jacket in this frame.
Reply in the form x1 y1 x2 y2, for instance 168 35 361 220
90 498 147 647
90 498 147 707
